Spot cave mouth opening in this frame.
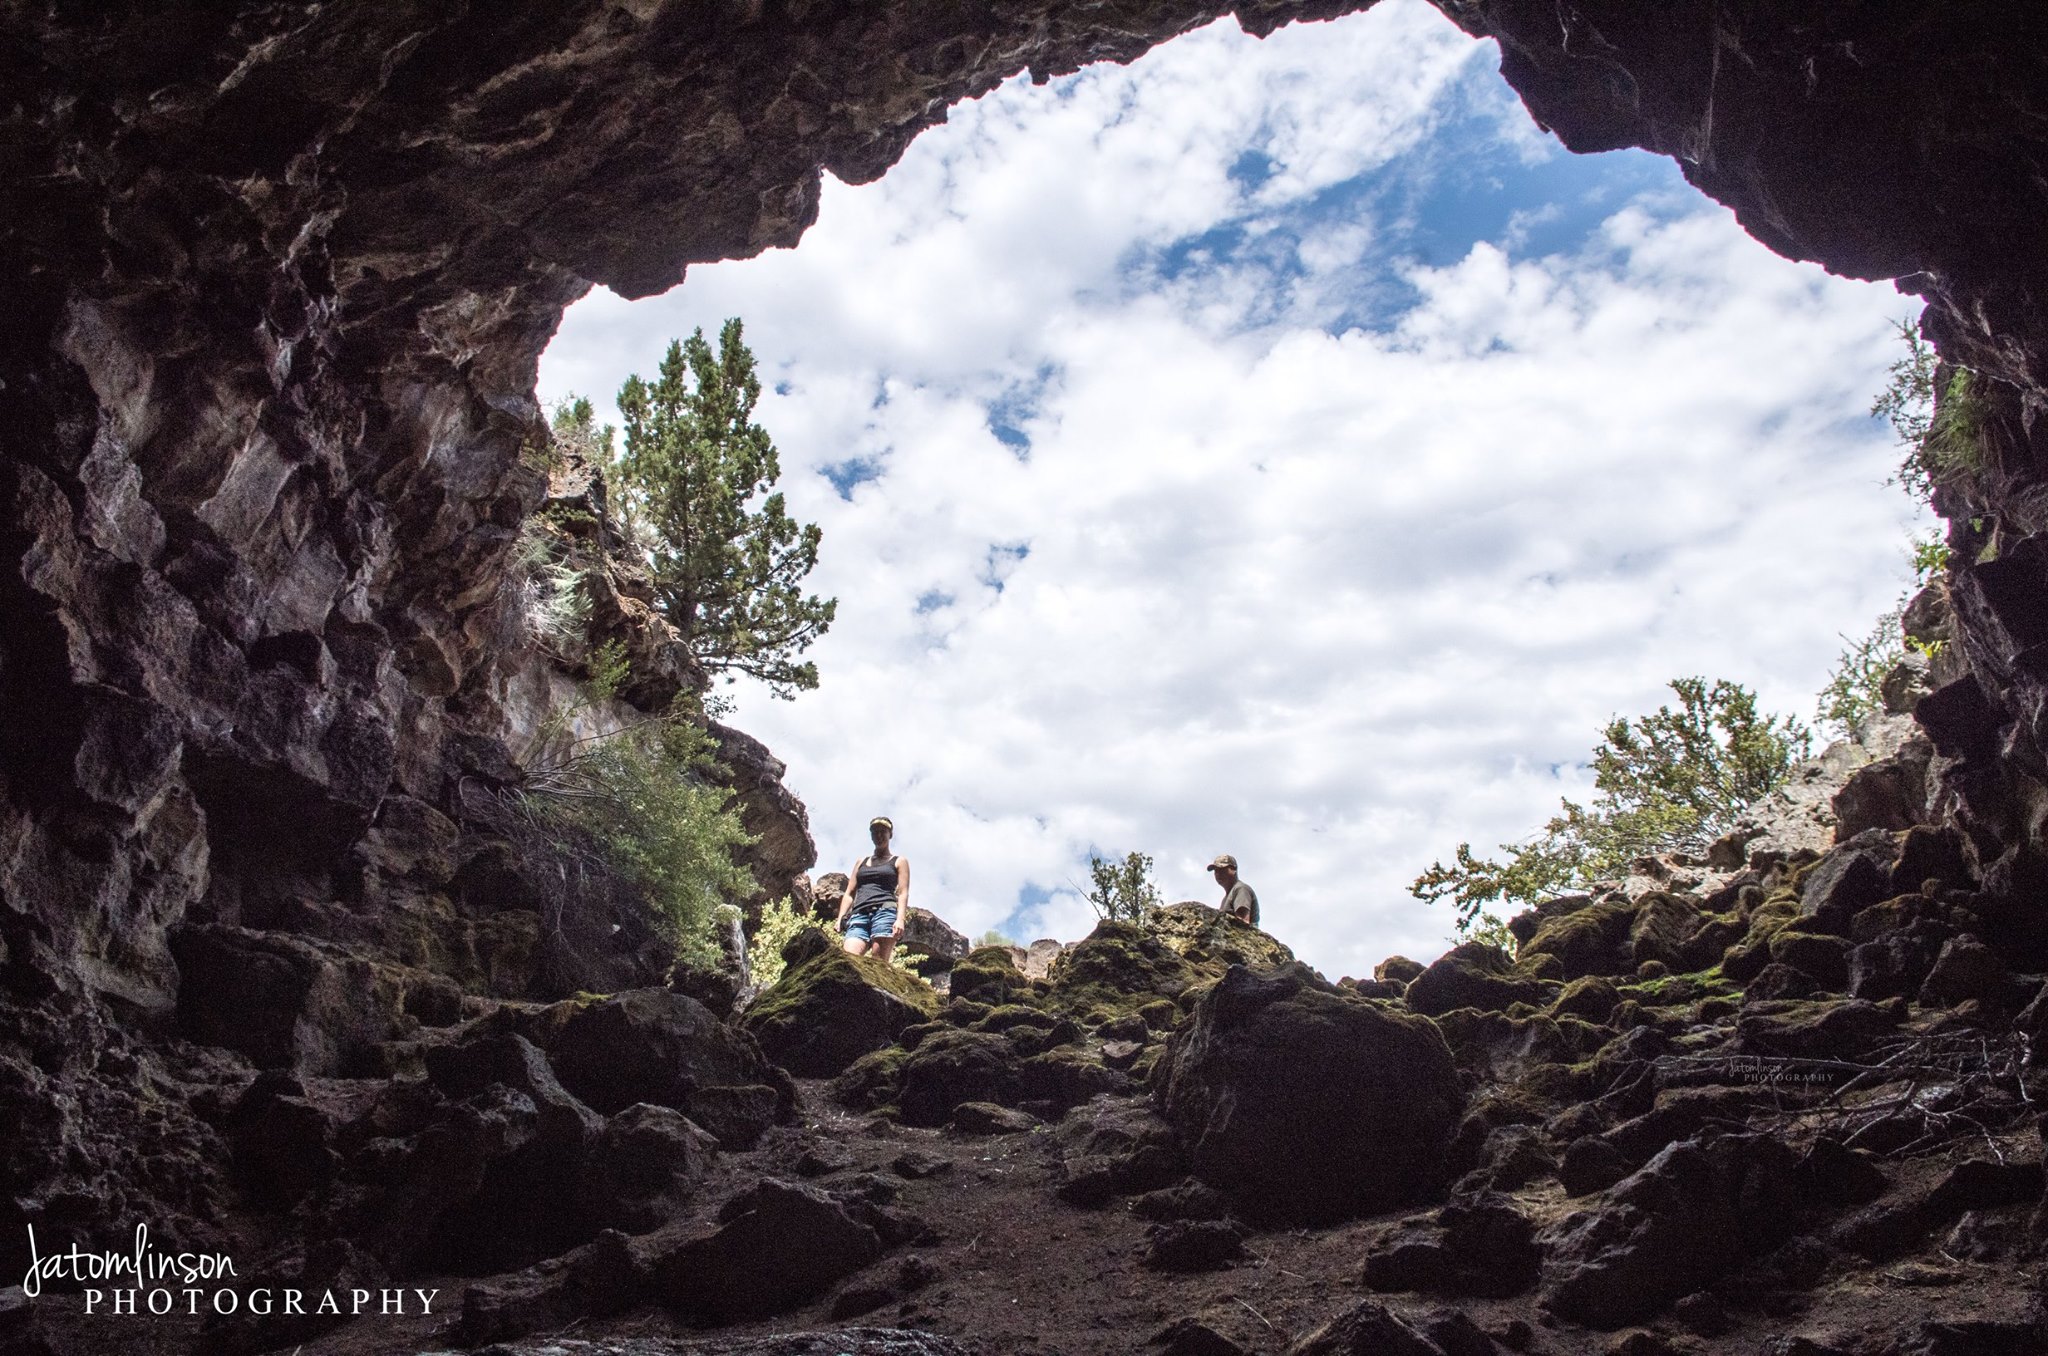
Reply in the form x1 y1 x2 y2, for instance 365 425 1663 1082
534 0 1930 978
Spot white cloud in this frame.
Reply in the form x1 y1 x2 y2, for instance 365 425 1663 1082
539 0 1929 982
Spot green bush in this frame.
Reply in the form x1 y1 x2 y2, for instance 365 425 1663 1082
1872 318 1986 504
1085 850 1161 925
1458 910 1517 953
522 709 760 969
1815 533 1952 741
1413 678 1808 922
748 894 827 991
1815 606 1906 739
508 520 591 651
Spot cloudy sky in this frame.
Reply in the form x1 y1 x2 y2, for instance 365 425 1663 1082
539 0 1930 980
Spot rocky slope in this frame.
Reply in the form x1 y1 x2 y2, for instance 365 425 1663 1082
18 698 2048 1356
434 696 2037 1355
4 0 2048 1354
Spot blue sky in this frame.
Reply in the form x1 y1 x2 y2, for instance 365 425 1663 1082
539 0 1928 979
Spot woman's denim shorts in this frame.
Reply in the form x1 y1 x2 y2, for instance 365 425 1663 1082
844 905 898 942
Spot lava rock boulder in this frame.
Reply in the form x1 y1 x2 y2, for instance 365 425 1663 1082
743 947 939 1077
1402 941 1554 1017
1154 963 1464 1224
542 988 790 1146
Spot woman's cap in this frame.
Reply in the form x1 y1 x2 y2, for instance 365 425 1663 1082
870 816 894 831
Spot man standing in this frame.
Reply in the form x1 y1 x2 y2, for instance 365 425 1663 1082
1207 854 1259 929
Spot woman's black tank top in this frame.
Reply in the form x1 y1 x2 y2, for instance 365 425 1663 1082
852 854 898 911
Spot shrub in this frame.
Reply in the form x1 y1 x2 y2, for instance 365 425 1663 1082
1815 535 1953 740
1816 606 1906 740
1085 851 1162 925
1413 678 1808 922
507 520 592 652
748 894 828 992
521 708 760 969
1872 318 1986 504
1457 910 1518 954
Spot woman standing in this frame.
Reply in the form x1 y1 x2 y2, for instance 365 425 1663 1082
837 816 909 963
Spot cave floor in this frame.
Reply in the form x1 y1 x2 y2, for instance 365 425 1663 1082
22 1078 2047 1356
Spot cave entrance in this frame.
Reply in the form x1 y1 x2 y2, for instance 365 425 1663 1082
536 0 1930 982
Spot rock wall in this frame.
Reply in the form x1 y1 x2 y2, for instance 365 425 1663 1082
5 0 2048 1319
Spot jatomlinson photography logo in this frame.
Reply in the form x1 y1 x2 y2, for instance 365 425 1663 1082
21 1222 438 1318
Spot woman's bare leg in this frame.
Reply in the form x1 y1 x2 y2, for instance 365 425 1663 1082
871 936 896 965
843 935 869 956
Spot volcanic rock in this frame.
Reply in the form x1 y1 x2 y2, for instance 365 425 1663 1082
542 988 790 1145
1155 962 1464 1223
744 948 939 1078
1403 942 1555 1017
1539 1133 1801 1329
656 1178 883 1323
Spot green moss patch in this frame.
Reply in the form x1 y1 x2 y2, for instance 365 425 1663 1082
1521 898 1638 980
1044 921 1200 1017
742 948 938 1077
1550 975 1620 1023
1144 902 1297 972
949 948 1031 1006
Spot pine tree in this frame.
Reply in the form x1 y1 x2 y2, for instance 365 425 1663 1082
1411 678 1809 923
611 319 836 698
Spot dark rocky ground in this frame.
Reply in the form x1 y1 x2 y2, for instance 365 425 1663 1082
16 819 2048 1356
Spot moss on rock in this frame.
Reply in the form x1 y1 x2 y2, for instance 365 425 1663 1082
1521 898 1638 980
1374 955 1425 984
1615 965 1740 1009
1678 912 1746 971
742 948 938 1077
1044 920 1199 1018
1145 902 1296 973
830 1045 910 1113
972 1004 1058 1033
1404 942 1559 1017
1551 976 1620 1023
1005 1017 1084 1058
1156 963 1465 1224
1765 929 1851 989
1138 998 1181 1032
1017 1043 1131 1110
938 997 995 1026
1721 893 1802 981
949 946 1032 1006
827 1027 1024 1127
1628 891 1704 969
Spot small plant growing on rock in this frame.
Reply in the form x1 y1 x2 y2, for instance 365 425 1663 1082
1456 909 1517 953
1815 534 1952 740
527 637 631 762
1872 317 1987 504
747 894 827 991
1085 850 1162 925
510 520 593 652
1815 605 1906 739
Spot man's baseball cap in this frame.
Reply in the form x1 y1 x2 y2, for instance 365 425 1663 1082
1206 854 1237 871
